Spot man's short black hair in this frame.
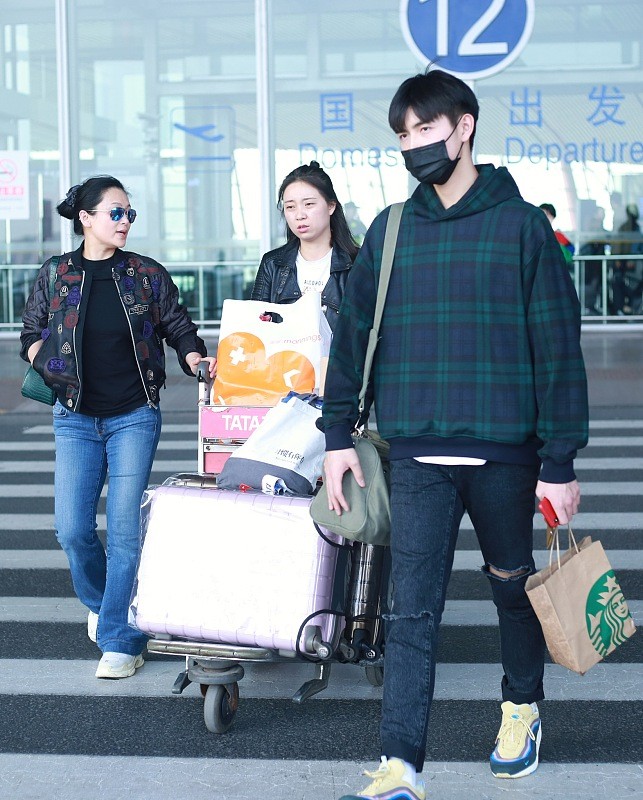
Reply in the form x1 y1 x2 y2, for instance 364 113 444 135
539 203 557 219
388 69 480 148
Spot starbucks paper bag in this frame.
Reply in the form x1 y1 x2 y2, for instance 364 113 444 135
525 532 636 675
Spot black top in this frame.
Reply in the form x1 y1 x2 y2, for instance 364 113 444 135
79 255 147 417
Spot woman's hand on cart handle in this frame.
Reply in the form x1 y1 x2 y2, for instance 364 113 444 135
186 353 217 379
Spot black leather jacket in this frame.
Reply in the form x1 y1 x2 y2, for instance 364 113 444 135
20 245 206 411
250 239 353 332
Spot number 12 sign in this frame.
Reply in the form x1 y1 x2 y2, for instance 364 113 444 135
400 0 535 80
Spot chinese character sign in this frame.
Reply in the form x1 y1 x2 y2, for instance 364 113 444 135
509 89 542 128
320 94 354 133
587 86 626 127
0 151 29 220
497 84 642 167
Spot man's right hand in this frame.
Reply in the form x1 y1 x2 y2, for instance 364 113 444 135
535 479 580 525
323 448 365 515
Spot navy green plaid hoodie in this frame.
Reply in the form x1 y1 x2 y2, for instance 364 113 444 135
322 164 588 483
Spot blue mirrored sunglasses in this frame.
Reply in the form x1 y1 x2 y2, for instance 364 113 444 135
108 207 137 223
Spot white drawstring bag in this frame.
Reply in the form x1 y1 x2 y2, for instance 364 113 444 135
212 293 323 406
216 393 325 496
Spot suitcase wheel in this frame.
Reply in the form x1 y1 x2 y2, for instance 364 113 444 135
365 664 384 687
203 682 239 734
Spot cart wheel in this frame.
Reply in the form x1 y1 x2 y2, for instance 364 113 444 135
203 682 239 734
365 664 384 687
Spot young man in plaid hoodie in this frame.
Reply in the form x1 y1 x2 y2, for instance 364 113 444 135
320 70 588 800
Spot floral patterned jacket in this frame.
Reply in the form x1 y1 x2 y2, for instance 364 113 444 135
20 245 206 410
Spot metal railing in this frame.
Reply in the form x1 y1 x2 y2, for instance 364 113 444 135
1 255 642 333
0 261 259 333
571 253 643 325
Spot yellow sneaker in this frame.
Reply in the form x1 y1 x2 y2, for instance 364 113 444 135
339 756 426 799
490 701 541 778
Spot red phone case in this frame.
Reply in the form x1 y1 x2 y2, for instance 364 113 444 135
538 497 559 528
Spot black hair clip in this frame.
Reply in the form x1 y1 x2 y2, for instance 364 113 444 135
65 184 81 208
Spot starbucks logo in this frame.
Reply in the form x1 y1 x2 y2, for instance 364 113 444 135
585 570 632 656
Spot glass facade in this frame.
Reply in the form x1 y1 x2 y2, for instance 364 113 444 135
1 0 642 328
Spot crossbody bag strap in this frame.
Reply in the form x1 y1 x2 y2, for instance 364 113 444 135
357 201 405 416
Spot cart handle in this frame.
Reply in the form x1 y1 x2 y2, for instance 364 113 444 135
196 360 213 405
196 361 210 382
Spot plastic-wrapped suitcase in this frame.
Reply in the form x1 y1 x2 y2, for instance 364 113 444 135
130 484 342 653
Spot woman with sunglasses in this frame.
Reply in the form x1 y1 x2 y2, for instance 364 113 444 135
20 175 215 679
251 161 360 333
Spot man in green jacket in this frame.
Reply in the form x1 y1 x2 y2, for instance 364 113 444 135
321 70 588 800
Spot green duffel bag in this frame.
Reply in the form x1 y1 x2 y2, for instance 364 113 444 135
310 431 390 547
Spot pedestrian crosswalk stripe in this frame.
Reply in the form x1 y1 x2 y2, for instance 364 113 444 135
0 460 197 474
23 423 199 435
0 755 638 799
0 511 640 531
1 658 641 701
589 420 643 429
0 440 197 453
5 458 643 474
19 418 643 436
4 549 643 571
2 482 642 498
2 595 640 628
7 435 643 452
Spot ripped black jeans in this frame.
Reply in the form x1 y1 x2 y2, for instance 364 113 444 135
380 458 545 772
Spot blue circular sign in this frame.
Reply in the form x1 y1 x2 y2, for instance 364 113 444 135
400 0 535 80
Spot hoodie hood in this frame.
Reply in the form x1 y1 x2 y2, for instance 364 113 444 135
411 163 522 222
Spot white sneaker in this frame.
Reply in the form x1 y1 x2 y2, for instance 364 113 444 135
95 652 144 679
87 611 99 643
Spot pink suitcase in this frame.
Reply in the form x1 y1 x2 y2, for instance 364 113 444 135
130 484 342 653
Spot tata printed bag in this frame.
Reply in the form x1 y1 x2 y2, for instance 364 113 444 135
212 293 323 406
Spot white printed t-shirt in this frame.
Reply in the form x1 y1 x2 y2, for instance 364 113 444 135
296 248 332 301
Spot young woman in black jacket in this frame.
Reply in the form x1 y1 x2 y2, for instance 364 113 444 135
251 161 360 333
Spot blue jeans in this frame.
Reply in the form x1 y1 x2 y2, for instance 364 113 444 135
381 459 545 772
53 401 161 655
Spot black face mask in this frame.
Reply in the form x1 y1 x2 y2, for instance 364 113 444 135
402 122 463 185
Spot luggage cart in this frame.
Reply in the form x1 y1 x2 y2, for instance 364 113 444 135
138 364 388 734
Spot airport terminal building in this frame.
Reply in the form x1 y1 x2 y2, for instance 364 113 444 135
1 0 642 327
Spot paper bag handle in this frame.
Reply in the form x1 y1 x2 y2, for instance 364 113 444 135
540 497 579 570
547 525 580 571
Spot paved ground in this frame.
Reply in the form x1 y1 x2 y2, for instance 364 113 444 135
1 328 642 800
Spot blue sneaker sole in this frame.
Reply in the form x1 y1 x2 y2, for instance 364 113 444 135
339 794 423 800
490 721 542 779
